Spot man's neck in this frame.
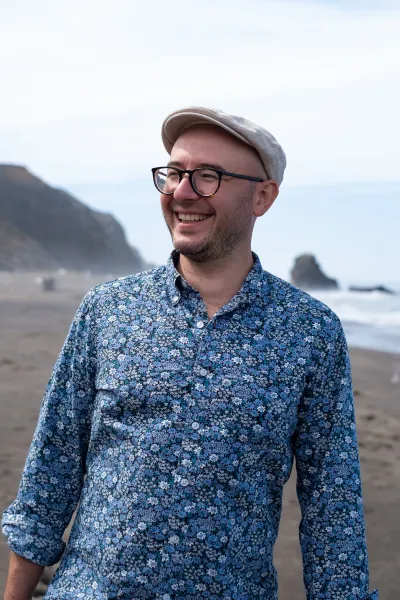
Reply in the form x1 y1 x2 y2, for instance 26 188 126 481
176 249 255 319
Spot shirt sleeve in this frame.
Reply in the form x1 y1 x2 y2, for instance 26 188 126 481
291 317 379 600
1 289 98 566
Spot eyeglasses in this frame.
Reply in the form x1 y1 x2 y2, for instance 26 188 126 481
151 166 266 198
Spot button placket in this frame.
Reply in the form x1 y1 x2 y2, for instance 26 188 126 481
192 322 216 389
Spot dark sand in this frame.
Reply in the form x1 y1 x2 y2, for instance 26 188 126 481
0 272 399 599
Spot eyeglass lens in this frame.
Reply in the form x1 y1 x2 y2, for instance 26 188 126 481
155 168 219 196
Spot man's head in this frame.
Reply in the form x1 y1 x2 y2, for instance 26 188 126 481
156 107 286 263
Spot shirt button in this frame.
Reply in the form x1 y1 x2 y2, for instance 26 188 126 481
172 295 180 305
196 320 205 329
200 368 208 376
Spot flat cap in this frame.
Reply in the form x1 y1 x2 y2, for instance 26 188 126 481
161 106 286 185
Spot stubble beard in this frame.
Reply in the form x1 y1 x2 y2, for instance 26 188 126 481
165 187 255 263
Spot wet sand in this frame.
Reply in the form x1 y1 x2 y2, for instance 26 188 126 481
0 271 399 598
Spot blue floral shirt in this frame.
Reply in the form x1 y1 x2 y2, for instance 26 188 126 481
2 252 378 600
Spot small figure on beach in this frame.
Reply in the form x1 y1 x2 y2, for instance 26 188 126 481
42 276 55 292
1 107 379 599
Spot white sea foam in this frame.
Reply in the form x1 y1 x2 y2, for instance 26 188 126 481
310 288 400 329
305 286 400 353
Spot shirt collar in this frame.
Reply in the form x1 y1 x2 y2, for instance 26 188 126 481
165 250 266 309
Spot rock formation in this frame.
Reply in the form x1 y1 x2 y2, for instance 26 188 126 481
349 285 395 295
0 164 148 273
291 254 339 291
0 219 59 271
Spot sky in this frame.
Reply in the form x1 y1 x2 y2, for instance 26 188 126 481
1 0 399 282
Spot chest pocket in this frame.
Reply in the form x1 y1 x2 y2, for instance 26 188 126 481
93 346 194 434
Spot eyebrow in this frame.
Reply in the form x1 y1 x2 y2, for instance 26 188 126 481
167 160 227 171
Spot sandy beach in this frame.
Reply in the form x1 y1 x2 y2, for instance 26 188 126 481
0 272 399 599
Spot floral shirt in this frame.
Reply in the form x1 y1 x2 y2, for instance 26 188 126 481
2 252 378 600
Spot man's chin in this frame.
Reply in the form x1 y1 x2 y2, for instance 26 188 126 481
173 240 212 262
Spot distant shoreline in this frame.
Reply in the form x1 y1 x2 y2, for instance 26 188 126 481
1 270 399 356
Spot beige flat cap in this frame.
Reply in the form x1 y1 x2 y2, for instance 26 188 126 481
161 106 286 185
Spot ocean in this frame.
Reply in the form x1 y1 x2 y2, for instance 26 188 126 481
309 283 400 356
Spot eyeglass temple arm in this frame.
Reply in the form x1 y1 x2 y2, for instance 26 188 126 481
220 170 266 182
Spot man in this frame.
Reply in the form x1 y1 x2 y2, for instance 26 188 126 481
2 107 378 599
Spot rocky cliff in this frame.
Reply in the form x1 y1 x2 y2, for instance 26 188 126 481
0 164 148 272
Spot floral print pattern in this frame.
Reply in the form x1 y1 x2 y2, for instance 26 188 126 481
2 252 378 599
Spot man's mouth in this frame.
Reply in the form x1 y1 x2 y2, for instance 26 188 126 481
176 212 213 223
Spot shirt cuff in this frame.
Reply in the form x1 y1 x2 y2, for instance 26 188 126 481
362 591 379 600
1 509 65 567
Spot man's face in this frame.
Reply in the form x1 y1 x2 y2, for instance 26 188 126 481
160 124 269 262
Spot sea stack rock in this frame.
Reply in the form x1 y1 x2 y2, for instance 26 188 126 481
349 285 395 295
291 254 339 291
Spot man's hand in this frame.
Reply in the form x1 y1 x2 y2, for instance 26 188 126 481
3 550 45 600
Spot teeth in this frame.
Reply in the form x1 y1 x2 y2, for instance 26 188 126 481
178 213 210 222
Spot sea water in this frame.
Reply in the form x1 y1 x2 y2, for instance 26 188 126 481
310 283 400 355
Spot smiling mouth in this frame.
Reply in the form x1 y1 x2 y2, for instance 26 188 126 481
176 213 213 223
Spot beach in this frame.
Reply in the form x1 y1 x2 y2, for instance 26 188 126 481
0 272 399 599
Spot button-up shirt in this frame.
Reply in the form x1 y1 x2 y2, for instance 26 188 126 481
2 252 378 599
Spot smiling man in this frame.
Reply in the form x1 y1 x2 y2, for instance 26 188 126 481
158 124 271 263
2 107 378 600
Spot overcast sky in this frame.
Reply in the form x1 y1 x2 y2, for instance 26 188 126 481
1 0 399 186
1 0 399 283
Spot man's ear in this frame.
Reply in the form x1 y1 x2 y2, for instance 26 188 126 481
253 181 279 217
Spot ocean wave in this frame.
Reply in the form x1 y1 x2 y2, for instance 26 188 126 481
308 289 400 329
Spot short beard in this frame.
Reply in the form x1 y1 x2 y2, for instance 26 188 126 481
168 182 256 263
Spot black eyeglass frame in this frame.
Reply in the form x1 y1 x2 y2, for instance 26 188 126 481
151 166 266 198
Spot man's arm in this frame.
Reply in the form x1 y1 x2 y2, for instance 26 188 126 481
292 316 379 599
3 551 44 600
1 290 97 569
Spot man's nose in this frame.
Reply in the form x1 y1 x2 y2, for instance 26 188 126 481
173 174 200 200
